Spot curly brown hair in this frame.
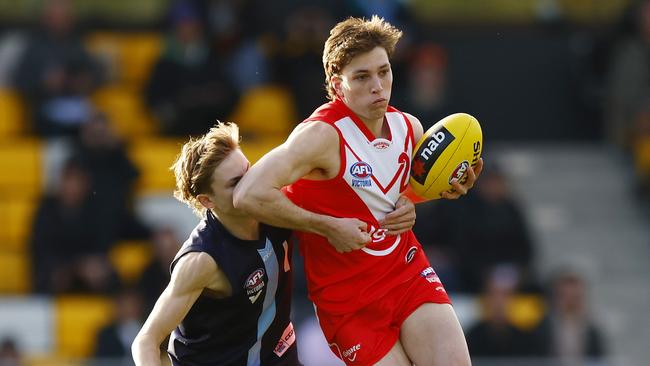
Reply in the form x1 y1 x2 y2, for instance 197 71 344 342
171 123 240 216
322 15 402 100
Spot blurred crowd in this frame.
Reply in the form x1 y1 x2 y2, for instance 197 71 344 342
2 0 650 364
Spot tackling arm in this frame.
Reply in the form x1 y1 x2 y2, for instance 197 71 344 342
233 122 370 252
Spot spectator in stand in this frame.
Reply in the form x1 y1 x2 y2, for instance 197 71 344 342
0 338 21 366
137 227 180 315
71 112 150 247
411 199 463 293
532 270 606 366
276 5 334 120
466 267 541 358
30 158 120 294
12 0 102 137
455 163 537 293
94 289 145 364
145 0 239 136
396 43 456 130
605 0 650 150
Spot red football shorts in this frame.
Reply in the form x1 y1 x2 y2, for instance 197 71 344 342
315 265 451 366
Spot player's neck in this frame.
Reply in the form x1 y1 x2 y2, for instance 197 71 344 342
361 116 388 139
218 213 260 241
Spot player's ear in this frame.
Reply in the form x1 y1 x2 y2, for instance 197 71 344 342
331 75 343 97
197 194 215 209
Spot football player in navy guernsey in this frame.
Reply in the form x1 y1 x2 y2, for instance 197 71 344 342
131 122 417 366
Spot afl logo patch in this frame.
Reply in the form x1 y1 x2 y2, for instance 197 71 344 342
449 160 470 184
350 161 373 188
350 161 372 179
405 246 418 263
245 268 266 304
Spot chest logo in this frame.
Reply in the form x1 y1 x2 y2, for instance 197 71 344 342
350 161 373 187
245 268 266 304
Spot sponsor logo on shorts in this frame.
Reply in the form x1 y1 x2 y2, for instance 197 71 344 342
273 322 296 357
420 267 442 285
350 161 373 187
449 160 470 184
245 268 265 304
330 342 362 362
405 246 418 263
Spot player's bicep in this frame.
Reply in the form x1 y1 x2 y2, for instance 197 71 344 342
245 122 338 188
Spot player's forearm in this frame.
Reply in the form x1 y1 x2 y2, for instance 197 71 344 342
234 186 335 236
132 334 163 366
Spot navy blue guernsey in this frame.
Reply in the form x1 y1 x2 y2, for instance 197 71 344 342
167 210 299 366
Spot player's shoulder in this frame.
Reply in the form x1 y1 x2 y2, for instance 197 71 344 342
286 120 340 152
293 120 339 138
401 112 424 140
172 252 219 289
402 112 423 129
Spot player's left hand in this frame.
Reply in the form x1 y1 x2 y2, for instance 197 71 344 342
442 158 484 199
380 195 416 235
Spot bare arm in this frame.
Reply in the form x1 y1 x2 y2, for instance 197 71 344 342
132 253 220 365
234 122 370 252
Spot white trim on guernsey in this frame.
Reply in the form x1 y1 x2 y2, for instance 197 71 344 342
247 238 280 366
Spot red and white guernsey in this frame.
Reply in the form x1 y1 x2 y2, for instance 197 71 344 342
285 98 430 315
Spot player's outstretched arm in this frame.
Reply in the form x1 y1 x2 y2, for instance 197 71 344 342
132 253 219 366
234 122 371 253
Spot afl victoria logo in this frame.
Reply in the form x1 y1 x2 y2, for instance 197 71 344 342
350 161 372 179
245 268 266 304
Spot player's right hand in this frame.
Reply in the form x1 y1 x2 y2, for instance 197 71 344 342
325 218 371 253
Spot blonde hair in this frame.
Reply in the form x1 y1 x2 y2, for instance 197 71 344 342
171 123 240 216
323 15 403 100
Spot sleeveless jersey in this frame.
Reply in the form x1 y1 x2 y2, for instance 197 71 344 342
168 210 299 366
285 98 430 315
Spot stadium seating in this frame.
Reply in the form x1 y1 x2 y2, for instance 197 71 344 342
85 32 163 141
108 240 153 285
0 88 28 139
0 139 42 198
229 85 297 137
0 196 37 250
54 295 114 358
129 138 183 194
91 85 158 139
508 294 545 330
240 135 286 164
85 32 162 88
0 250 31 293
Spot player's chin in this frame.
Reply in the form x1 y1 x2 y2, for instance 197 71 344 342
368 106 387 118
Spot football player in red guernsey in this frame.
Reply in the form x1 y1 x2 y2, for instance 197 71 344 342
235 16 482 366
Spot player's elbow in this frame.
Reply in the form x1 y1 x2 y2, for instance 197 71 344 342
131 334 144 362
232 184 256 213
